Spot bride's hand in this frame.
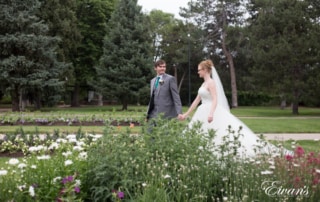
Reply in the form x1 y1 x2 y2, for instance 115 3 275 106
178 114 186 120
208 116 213 123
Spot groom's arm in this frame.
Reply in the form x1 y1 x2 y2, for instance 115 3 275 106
168 76 182 115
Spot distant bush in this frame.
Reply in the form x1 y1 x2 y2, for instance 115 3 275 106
0 95 12 104
226 91 274 106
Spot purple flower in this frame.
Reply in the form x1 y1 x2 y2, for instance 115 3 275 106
74 186 80 193
62 176 73 184
117 191 124 199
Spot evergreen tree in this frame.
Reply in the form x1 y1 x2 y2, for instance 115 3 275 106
248 0 320 114
38 0 82 106
0 0 68 111
95 0 153 110
75 0 116 106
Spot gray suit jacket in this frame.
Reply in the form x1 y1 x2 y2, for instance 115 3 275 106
147 73 182 119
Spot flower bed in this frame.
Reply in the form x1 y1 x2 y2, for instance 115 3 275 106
0 120 319 201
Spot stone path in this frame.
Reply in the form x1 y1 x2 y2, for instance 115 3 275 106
262 133 320 141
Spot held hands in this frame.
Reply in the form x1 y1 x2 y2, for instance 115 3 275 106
178 114 187 121
208 115 213 123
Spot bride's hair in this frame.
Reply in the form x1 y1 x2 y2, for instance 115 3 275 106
199 59 214 74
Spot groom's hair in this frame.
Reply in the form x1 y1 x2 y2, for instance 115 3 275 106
155 59 166 67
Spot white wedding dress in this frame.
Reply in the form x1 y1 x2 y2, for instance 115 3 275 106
188 69 293 157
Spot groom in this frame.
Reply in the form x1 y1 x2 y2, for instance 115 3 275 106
147 59 182 121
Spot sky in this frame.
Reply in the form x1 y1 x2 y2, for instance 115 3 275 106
137 0 190 19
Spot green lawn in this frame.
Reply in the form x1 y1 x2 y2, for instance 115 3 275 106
0 105 319 134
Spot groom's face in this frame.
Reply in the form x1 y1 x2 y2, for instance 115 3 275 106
155 63 166 75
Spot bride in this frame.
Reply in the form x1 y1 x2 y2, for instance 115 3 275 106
179 59 292 157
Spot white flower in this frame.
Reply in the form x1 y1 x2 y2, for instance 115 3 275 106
75 179 81 186
261 170 273 175
53 176 62 184
293 163 300 167
142 183 147 187
62 151 72 157
0 170 8 175
315 169 320 174
29 186 35 197
159 79 164 85
78 152 87 160
31 165 37 169
269 165 276 170
64 160 73 166
73 146 83 151
18 163 27 169
8 158 19 165
28 145 47 152
17 184 26 191
68 138 78 143
67 134 77 139
76 141 85 146
48 142 59 150
163 174 171 179
56 138 67 143
37 155 51 160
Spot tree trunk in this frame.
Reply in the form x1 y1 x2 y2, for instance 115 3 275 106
11 86 20 112
71 84 80 107
178 71 186 93
34 91 41 110
97 93 103 106
280 100 286 110
292 89 299 115
292 102 299 115
221 9 238 108
122 98 128 110
19 90 25 111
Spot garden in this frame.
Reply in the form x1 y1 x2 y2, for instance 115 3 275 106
0 106 320 201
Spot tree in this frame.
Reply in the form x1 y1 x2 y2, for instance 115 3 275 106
73 0 116 106
38 0 81 106
0 0 67 111
94 0 153 110
181 0 248 108
247 0 320 114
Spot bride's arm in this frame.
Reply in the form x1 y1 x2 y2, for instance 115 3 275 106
207 80 218 122
180 95 201 120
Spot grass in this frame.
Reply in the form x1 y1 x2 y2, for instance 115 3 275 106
0 105 319 134
241 118 320 133
230 106 320 117
0 125 141 134
271 139 320 153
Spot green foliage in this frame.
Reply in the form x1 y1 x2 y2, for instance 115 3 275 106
84 118 320 201
94 0 153 110
225 91 274 106
71 0 117 106
0 0 68 111
0 131 93 201
247 0 320 113
85 119 224 201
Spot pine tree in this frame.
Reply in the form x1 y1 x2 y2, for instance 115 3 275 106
95 0 153 110
74 0 116 106
248 0 320 114
0 0 68 111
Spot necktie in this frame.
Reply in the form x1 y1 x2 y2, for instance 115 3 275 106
154 77 160 89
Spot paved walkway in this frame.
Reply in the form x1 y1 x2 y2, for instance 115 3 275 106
262 133 320 141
